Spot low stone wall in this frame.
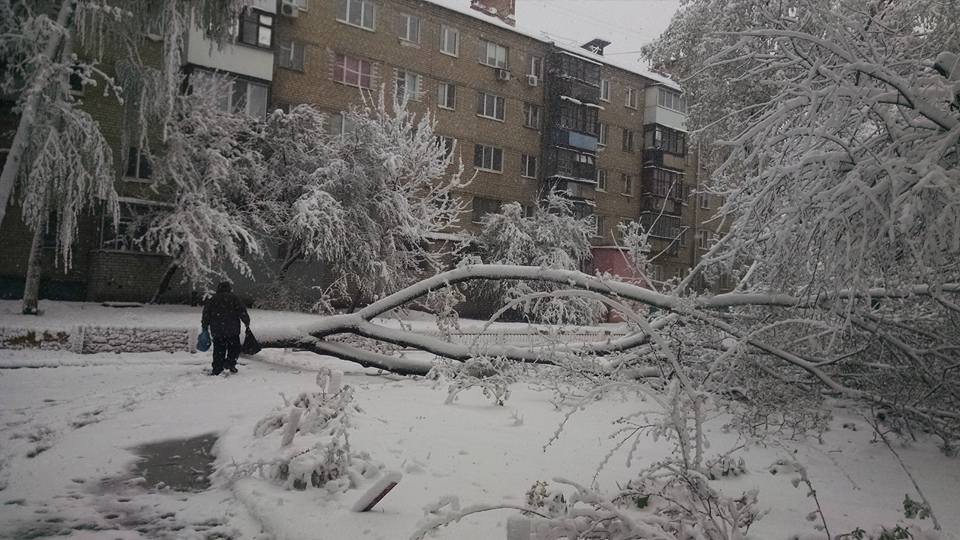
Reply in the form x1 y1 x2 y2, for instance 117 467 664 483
0 326 195 354
0 327 72 350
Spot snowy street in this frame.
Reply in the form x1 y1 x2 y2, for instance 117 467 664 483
1 344 958 539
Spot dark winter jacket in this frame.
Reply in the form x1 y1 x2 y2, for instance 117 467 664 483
202 291 250 338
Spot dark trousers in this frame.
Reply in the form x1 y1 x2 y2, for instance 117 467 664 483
211 333 241 373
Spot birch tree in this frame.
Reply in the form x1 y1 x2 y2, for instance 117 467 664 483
0 0 249 312
254 95 469 309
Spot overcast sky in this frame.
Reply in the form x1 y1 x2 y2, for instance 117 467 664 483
515 0 681 65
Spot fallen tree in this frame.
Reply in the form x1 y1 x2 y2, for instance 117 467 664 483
254 263 960 450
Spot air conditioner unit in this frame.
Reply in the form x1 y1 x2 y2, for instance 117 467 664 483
280 1 299 17
526 74 539 87
496 68 511 81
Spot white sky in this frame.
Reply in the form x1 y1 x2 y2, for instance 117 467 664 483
515 0 681 65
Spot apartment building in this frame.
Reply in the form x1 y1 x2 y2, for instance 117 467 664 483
272 0 696 287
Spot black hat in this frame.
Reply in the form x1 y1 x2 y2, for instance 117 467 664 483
217 281 233 293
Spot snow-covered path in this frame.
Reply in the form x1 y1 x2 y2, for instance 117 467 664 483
1 349 958 539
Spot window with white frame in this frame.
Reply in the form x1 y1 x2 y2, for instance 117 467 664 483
479 39 508 68
477 92 505 121
399 13 420 43
395 70 421 101
596 169 607 191
334 53 372 88
437 81 456 109
521 154 537 178
523 103 540 129
277 39 305 71
125 147 152 180
625 86 639 109
330 112 357 137
597 122 607 146
697 230 710 249
621 173 633 195
593 214 606 238
336 0 375 30
239 9 273 48
474 144 503 172
529 55 542 77
600 79 610 101
657 88 686 113
622 128 635 152
440 25 459 56
698 192 710 209
436 135 456 157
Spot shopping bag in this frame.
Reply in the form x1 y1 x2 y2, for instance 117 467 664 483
241 327 262 355
197 328 211 352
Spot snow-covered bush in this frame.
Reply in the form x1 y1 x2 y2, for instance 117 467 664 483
435 356 520 406
229 384 384 494
466 192 601 324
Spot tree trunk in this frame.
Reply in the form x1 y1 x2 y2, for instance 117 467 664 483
0 0 75 227
21 221 45 315
150 262 179 304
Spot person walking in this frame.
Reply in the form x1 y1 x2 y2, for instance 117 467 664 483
201 281 250 375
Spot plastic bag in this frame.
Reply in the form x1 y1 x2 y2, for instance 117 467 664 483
241 327 262 355
197 328 211 352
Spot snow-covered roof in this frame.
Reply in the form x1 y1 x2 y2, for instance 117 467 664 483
422 0 681 91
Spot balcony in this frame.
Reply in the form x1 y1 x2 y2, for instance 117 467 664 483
545 178 596 201
643 149 687 170
551 128 598 152
550 77 601 104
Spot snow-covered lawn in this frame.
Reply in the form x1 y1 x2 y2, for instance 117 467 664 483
0 302 957 539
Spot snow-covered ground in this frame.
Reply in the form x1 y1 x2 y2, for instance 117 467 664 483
1 304 958 539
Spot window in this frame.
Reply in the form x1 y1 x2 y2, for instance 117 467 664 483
436 136 456 157
698 230 710 249
644 168 684 200
331 112 357 137
523 103 541 129
558 102 598 135
621 173 634 195
277 40 305 71
440 25 459 56
477 92 505 121
438 82 456 109
622 129 635 152
522 204 535 218
335 54 372 88
596 169 607 191
597 122 607 146
190 71 266 117
593 214 606 238
336 0 375 30
644 125 687 156
399 13 420 43
639 214 681 240
600 79 610 101
657 88 686 113
472 196 501 222
556 53 601 85
395 70 421 101
479 39 508 68
529 55 542 77
474 144 503 172
239 9 273 48
101 202 164 252
521 154 537 178
125 147 152 180
549 148 595 181
625 86 639 109
698 192 710 209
